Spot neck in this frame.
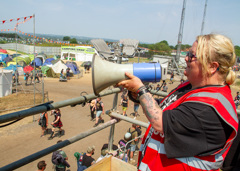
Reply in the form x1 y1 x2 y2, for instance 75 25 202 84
191 74 224 89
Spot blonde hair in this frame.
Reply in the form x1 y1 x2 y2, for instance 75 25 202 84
196 34 236 85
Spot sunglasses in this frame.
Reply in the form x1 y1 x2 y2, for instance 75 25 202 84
186 51 197 62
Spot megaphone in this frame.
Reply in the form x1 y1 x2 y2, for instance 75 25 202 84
92 54 167 95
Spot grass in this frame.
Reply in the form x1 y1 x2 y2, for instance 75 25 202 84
127 57 151 63
0 93 43 115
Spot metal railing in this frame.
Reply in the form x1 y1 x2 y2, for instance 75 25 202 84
0 88 239 170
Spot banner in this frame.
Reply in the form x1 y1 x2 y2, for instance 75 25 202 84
1 15 33 24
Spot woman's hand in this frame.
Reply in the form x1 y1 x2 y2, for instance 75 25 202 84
117 72 144 92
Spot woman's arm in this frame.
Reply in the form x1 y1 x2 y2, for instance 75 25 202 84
117 72 164 133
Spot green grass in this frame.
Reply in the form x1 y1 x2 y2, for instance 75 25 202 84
128 57 151 63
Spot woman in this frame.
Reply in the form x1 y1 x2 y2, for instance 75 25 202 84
38 112 48 137
117 34 238 170
49 109 63 140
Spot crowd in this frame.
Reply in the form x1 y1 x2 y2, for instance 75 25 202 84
36 122 142 171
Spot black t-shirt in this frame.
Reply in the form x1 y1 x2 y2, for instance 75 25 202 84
122 99 128 107
96 101 103 111
160 83 233 158
82 153 95 168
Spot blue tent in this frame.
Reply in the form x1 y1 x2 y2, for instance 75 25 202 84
43 58 55 66
0 54 8 62
3 56 12 63
31 57 43 67
4 64 22 72
66 62 80 75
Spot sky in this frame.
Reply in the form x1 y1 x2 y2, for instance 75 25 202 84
1 0 240 46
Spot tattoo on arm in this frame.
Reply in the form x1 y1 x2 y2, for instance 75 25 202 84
139 93 162 125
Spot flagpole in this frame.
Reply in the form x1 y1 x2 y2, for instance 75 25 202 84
33 14 36 122
15 22 18 95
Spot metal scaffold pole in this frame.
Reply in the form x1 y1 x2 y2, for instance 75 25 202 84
176 0 186 66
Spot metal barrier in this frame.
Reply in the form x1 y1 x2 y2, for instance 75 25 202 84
1 88 239 170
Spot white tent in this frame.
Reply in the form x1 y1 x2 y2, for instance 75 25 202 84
51 60 72 74
0 68 12 97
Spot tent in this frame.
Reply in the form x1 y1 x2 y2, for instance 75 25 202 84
0 49 8 54
12 55 31 66
66 62 80 75
42 67 59 78
23 65 34 73
0 53 8 62
43 58 55 66
51 60 70 74
31 58 43 67
0 68 12 97
3 56 12 63
3 65 24 75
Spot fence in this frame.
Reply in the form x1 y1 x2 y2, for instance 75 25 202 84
0 43 61 56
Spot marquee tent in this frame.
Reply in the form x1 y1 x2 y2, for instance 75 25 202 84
61 46 95 62
0 68 12 97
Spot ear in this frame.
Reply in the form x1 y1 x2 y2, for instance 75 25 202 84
209 62 219 75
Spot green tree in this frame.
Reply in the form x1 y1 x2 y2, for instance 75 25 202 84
70 38 77 44
235 45 240 57
63 36 71 41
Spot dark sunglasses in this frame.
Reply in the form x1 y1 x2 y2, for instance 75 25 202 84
186 51 197 62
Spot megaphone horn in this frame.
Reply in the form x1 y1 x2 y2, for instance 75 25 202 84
92 54 167 95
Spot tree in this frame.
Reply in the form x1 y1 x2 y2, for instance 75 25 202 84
63 36 71 41
235 45 240 57
70 38 77 44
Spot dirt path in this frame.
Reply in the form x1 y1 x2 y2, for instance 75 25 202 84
0 70 239 171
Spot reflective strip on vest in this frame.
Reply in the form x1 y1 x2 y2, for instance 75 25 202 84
139 162 151 171
186 92 238 122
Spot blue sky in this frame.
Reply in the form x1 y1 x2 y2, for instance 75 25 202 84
1 0 240 46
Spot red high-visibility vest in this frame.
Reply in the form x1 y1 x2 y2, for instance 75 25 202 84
138 82 238 171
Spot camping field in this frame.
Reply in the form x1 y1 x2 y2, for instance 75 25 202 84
0 56 240 170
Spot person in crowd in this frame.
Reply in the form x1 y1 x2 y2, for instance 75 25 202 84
37 160 47 171
162 82 168 92
31 69 40 83
66 67 70 80
92 97 104 127
38 111 48 137
49 109 63 140
155 84 160 91
170 71 174 84
53 140 70 171
88 99 96 121
117 34 238 170
82 146 96 168
234 92 240 109
127 124 138 164
120 95 129 116
24 71 30 86
133 102 140 117
118 132 131 162
12 70 19 84
96 143 118 162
